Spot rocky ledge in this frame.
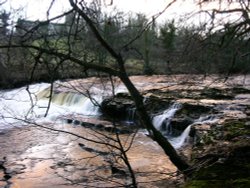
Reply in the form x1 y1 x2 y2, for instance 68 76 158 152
99 75 250 187
1 75 250 188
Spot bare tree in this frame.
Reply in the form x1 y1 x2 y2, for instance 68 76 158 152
0 0 191 176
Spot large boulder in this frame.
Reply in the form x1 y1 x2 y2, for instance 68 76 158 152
101 93 135 120
171 117 193 135
143 93 171 114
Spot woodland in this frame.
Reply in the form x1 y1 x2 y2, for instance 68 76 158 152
0 0 249 187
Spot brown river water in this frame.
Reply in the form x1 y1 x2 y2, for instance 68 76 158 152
0 75 250 187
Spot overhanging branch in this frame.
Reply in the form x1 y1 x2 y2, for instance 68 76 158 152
0 44 120 76
69 0 123 63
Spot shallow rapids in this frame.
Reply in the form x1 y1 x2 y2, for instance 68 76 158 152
0 81 212 149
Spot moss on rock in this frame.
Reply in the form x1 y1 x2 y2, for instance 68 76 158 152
223 120 250 141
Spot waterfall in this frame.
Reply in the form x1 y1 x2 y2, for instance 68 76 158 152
152 104 218 149
38 89 102 116
0 84 103 131
152 103 181 134
0 82 218 150
38 89 88 106
169 115 218 149
125 107 136 124
168 125 192 149
0 83 50 129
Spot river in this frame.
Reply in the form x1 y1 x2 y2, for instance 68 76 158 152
0 75 250 187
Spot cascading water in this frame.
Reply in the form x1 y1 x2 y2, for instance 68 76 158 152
0 84 103 131
152 104 218 149
0 82 218 149
169 115 218 149
37 89 102 117
0 83 50 129
168 125 192 149
152 103 181 134
125 107 136 125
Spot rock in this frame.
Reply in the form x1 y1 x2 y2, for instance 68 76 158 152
79 121 131 134
227 145 250 163
4 174 11 180
187 143 250 188
176 103 214 119
95 124 104 129
111 166 126 177
66 119 73 124
143 94 171 114
101 93 135 119
0 161 4 168
232 87 250 94
103 126 116 132
0 181 8 187
78 143 109 156
101 92 171 122
200 87 234 99
81 122 93 128
171 117 193 133
223 120 250 141
73 120 81 125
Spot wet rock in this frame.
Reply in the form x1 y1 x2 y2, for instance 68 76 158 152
81 121 93 128
0 119 178 188
176 103 214 119
200 87 234 99
101 92 172 123
187 143 250 188
103 126 132 134
0 158 12 181
171 117 193 133
117 129 132 134
73 120 81 125
80 121 101 129
95 124 104 129
4 174 11 180
231 87 250 94
66 119 73 124
111 165 126 177
227 145 250 163
79 121 131 134
223 120 250 141
101 93 135 119
5 164 26 175
143 94 171 114
0 161 4 169
78 143 109 156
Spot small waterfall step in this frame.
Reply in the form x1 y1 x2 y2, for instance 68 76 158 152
152 103 219 149
37 89 102 116
152 103 181 134
169 115 219 149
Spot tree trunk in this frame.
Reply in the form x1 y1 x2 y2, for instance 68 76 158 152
69 0 190 174
0 61 7 87
119 73 190 173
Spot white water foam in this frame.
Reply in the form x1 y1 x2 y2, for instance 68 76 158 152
38 91 102 117
0 83 102 131
152 103 181 132
1 83 218 149
169 115 218 149
0 83 50 129
152 103 218 149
